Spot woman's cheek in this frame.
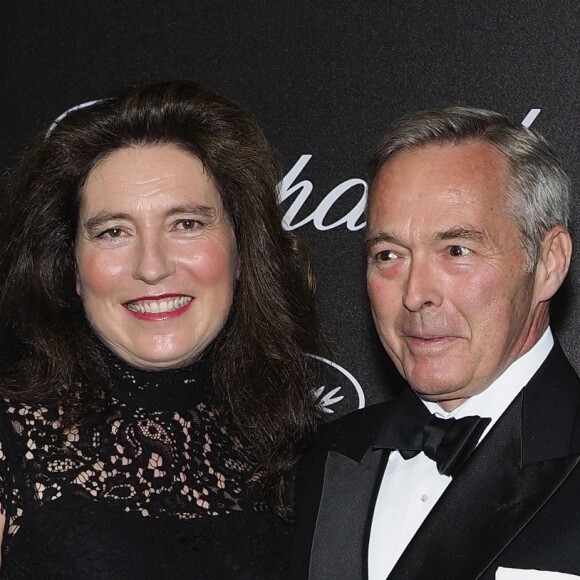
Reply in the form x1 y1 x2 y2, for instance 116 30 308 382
76 248 129 296
182 243 234 284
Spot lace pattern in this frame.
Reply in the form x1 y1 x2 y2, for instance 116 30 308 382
0 357 264 543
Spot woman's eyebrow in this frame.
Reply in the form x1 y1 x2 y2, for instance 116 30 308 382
83 212 131 231
163 204 216 218
83 205 217 231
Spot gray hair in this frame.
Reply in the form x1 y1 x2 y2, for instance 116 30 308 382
368 106 571 272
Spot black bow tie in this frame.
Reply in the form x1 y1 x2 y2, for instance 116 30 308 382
374 391 491 477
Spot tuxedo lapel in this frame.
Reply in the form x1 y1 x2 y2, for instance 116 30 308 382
308 446 389 580
389 395 580 579
306 389 434 578
389 344 580 580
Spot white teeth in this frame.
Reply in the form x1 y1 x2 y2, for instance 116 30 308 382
126 296 192 314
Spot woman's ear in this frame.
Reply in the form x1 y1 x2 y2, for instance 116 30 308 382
75 258 82 297
533 225 572 303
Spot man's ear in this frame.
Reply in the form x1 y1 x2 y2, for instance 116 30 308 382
534 225 572 302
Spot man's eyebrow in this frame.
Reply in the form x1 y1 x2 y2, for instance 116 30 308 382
364 232 396 253
363 227 487 253
433 227 487 243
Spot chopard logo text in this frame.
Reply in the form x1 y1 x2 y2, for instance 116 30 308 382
279 108 541 231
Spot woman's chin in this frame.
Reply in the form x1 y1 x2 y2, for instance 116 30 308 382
105 344 200 371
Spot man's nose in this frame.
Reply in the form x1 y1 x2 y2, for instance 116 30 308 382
402 256 443 312
132 237 176 285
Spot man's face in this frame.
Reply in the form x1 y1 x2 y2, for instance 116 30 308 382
366 141 546 409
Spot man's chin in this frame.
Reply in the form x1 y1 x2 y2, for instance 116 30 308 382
408 381 470 408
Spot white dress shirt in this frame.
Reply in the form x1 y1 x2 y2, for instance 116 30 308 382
368 328 554 580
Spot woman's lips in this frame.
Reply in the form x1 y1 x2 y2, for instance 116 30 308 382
124 295 193 321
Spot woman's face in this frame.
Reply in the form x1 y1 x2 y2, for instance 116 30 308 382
75 145 238 370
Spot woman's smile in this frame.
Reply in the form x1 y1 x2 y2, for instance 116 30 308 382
124 294 194 320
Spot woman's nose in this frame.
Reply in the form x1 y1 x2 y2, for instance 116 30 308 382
132 238 176 285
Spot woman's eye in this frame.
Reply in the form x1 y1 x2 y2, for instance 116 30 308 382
449 245 471 257
98 228 124 239
176 219 201 231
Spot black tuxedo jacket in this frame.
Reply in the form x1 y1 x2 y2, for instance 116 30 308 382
289 343 580 579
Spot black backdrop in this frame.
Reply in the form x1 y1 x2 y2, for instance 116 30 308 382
1 1 579 417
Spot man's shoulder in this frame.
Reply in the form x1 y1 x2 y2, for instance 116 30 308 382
294 402 391 495
308 401 392 459
536 339 580 385
324 401 391 434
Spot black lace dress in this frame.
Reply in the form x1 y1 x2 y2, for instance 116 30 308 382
0 356 291 579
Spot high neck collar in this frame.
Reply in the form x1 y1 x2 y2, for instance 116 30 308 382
103 349 211 412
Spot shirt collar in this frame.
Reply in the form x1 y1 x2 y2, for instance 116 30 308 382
423 328 553 427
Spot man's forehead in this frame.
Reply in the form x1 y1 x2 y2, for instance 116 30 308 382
365 142 518 249
376 140 506 176
369 141 510 210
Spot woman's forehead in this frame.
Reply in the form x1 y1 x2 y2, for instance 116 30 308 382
80 145 223 215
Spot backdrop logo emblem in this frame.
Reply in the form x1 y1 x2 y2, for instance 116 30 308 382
47 100 104 135
310 354 365 414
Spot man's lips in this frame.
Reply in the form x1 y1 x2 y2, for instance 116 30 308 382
404 334 459 349
123 294 193 320
406 334 453 340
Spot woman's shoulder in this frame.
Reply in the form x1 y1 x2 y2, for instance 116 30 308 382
0 395 54 414
0 396 62 438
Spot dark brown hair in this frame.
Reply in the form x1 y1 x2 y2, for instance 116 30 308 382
0 80 321 515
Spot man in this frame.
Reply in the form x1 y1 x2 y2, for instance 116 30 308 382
290 107 580 579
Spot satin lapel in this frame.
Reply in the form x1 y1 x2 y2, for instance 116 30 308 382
308 447 389 580
389 393 580 580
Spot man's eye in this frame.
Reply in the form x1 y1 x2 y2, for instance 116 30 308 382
449 245 471 257
375 250 397 262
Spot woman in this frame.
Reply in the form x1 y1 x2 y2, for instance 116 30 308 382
0 81 321 578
